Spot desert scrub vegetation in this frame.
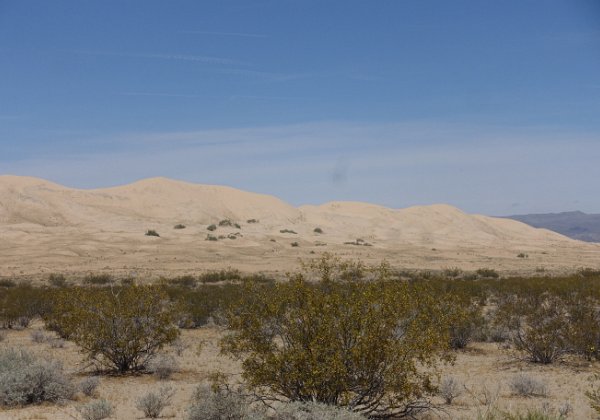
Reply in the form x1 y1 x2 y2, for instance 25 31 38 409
145 229 160 237
313 227 323 233
279 228 297 234
221 254 460 418
46 284 179 373
136 385 175 418
0 348 75 406
77 399 114 420
173 223 186 229
207 224 217 231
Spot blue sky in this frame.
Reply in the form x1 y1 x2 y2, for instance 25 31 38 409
1 0 599 215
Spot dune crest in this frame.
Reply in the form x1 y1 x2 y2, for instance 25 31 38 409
0 175 598 277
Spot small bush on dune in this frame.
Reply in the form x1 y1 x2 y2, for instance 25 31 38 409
207 224 217 231
313 227 323 234
136 385 175 418
279 229 297 234
174 224 186 229
77 399 114 420
247 219 259 224
0 348 75 406
145 229 160 237
206 234 218 241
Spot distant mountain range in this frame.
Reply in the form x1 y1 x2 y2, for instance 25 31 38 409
505 211 600 243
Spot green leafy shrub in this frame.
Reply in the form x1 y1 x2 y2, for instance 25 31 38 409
47 285 179 373
495 294 569 364
222 255 455 417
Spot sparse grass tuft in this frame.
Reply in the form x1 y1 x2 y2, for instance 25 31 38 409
509 374 548 397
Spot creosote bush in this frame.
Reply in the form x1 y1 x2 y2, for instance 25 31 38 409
47 285 179 373
222 254 457 418
0 348 75 406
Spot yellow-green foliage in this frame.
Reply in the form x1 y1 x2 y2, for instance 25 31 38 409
221 254 457 418
48 285 179 373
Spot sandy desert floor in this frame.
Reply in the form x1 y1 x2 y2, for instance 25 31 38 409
1 323 598 420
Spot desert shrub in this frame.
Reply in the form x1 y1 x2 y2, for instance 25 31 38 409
313 227 323 234
206 234 218 241
77 399 114 420
587 374 600 415
565 296 600 360
219 219 234 227
79 376 100 397
0 279 16 288
136 385 174 418
84 273 113 286
508 374 548 397
279 229 297 234
207 224 217 231
48 273 68 287
164 275 197 288
517 253 528 259
30 329 48 343
49 338 66 348
199 269 242 283
228 233 238 240
47 285 179 373
146 229 160 237
274 401 366 419
447 298 484 349
476 268 500 279
495 294 569 363
443 267 463 278
0 348 75 406
222 255 455 418
0 331 5 342
234 223 241 229
186 383 261 420
150 354 178 380
290 241 299 247
0 285 44 329
174 224 186 229
438 376 463 405
247 219 259 224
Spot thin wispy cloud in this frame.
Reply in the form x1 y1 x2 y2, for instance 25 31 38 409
69 50 242 66
5 121 599 215
180 30 267 38
117 92 206 99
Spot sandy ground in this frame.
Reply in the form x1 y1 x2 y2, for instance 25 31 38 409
0 324 598 419
1 176 599 281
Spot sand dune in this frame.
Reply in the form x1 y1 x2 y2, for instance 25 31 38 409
0 175 598 279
